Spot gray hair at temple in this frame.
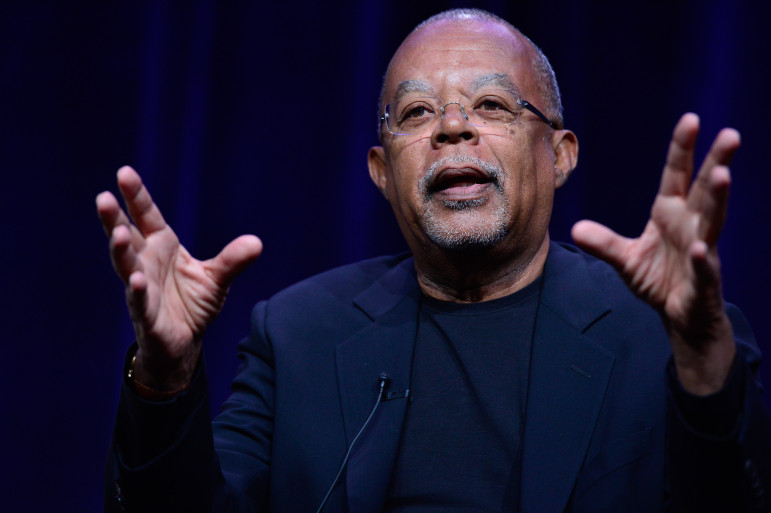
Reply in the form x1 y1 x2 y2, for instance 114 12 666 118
378 8 564 139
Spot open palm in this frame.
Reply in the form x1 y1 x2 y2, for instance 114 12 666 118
572 113 740 393
97 166 262 389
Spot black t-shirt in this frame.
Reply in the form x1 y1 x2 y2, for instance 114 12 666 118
384 277 542 513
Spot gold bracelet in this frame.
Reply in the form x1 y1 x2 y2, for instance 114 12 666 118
127 350 189 401
127 354 136 380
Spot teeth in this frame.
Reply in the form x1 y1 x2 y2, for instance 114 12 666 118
447 179 478 187
430 167 491 193
437 175 489 191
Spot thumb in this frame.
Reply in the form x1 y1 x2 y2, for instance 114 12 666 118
571 220 630 270
207 234 263 288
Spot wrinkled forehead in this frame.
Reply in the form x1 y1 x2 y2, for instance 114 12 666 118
383 19 537 106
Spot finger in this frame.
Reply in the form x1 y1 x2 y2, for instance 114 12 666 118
116 166 168 236
690 240 720 287
206 235 263 288
658 113 700 198
696 165 731 246
97 191 138 236
96 191 145 249
571 220 632 270
110 224 142 282
126 270 150 328
687 128 740 213
699 127 741 170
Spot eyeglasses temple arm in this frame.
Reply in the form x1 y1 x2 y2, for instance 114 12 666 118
519 100 556 129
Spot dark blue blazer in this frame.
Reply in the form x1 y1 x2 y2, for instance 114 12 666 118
107 242 770 512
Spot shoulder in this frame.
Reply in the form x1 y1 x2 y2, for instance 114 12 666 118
243 253 416 361
546 241 643 304
544 241 668 350
250 253 415 332
269 252 413 306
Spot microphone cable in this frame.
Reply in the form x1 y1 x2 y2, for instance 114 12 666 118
315 373 390 513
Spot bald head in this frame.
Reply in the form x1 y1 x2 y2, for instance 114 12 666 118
378 8 563 137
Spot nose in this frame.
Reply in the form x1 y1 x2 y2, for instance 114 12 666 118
430 101 479 148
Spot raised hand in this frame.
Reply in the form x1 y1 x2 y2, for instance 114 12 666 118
96 166 263 392
571 113 740 395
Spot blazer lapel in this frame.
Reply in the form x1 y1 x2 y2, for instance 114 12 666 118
519 243 617 513
336 258 421 513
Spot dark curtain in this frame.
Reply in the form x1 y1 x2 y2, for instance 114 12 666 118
2 1 769 509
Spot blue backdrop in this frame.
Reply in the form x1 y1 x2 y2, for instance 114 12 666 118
2 1 770 510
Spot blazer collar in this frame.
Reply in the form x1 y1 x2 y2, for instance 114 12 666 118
539 241 613 332
351 243 611 329
352 255 419 320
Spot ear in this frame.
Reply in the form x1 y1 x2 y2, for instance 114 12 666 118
551 129 579 188
368 146 389 199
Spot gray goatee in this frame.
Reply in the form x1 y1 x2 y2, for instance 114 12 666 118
418 155 510 250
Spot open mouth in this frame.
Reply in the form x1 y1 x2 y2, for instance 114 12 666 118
430 167 494 196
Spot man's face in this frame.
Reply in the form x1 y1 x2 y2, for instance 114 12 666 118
369 19 576 261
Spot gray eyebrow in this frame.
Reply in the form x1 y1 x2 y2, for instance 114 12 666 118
469 73 523 97
392 80 434 102
390 75 523 103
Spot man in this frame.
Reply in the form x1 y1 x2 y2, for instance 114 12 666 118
98 9 770 513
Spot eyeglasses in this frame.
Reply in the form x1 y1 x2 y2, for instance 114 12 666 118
380 89 555 136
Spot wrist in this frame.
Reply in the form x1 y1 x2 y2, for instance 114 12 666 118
670 319 736 395
129 343 200 398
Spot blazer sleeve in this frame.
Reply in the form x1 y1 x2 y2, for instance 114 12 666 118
666 304 771 512
105 301 275 513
